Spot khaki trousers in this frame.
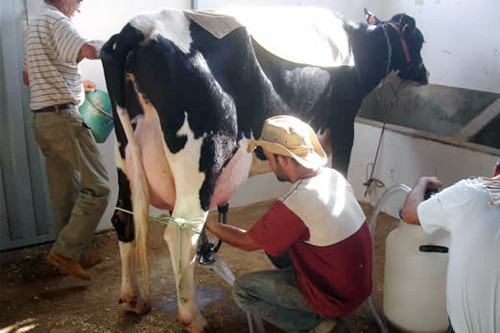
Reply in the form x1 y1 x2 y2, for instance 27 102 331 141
31 106 110 260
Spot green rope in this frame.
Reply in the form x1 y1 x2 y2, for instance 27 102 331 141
115 207 204 306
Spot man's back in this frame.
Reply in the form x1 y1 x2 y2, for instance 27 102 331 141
418 178 500 332
282 167 366 246
248 167 373 317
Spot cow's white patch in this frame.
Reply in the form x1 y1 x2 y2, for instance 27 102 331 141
119 241 139 298
115 140 127 173
130 9 193 54
167 112 207 221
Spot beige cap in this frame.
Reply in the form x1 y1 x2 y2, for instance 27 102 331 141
247 115 328 169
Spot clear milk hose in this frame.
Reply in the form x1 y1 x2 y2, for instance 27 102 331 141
367 183 411 333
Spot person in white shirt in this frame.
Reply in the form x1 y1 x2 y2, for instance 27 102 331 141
402 159 500 333
23 0 109 281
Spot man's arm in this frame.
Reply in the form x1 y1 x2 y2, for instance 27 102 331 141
23 71 29 86
204 219 261 251
78 40 104 61
402 176 443 224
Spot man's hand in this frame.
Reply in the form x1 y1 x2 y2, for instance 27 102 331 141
420 176 443 190
204 217 261 251
83 80 96 93
23 71 30 86
204 219 216 232
78 40 105 61
402 176 443 224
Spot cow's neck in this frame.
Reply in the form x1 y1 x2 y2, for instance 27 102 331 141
348 23 397 95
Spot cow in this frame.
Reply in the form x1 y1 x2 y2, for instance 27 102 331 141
101 7 428 332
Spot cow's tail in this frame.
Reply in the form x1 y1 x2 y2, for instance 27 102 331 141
115 106 151 299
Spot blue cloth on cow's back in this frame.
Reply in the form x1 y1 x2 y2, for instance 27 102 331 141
185 6 355 68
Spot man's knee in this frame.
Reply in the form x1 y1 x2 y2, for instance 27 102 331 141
97 183 111 199
232 273 258 310
82 183 110 199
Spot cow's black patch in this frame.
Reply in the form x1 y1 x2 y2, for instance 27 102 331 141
112 169 135 242
199 134 237 210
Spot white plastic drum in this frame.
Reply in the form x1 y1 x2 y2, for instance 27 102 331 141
383 221 450 333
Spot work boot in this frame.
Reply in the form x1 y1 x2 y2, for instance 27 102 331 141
46 250 91 281
80 253 102 268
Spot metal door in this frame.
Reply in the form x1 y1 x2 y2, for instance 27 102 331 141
0 0 54 250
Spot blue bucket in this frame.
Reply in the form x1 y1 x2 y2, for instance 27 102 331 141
78 89 114 143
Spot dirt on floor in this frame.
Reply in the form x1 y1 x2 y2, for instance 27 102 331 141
0 200 401 333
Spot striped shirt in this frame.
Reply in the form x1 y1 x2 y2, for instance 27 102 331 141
23 4 87 110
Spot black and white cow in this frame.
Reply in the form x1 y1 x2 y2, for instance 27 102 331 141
101 7 427 332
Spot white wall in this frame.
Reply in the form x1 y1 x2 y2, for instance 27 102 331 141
74 0 191 91
349 120 500 217
382 0 500 94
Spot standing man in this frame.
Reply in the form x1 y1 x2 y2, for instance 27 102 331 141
205 116 372 333
402 159 500 332
23 0 110 281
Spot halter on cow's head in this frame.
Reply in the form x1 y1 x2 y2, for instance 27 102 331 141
365 8 428 85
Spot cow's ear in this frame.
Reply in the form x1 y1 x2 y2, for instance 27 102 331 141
397 14 416 34
364 8 381 25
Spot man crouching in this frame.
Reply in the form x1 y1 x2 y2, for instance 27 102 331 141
205 115 372 333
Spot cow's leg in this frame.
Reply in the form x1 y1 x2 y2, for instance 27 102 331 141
163 116 212 332
164 222 206 332
118 240 150 314
114 107 152 314
330 106 357 177
112 166 150 315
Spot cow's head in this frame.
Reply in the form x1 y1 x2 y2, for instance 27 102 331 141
365 8 428 85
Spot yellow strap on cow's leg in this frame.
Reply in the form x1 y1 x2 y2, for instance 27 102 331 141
115 207 204 306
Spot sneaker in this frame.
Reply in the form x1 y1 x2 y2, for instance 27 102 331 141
80 253 102 268
46 250 91 281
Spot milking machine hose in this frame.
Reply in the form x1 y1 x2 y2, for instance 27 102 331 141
367 183 411 333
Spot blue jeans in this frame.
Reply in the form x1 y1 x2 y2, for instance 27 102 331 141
232 252 324 332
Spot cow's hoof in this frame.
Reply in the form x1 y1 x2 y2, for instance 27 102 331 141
202 323 216 333
119 296 151 315
183 321 212 333
177 315 209 333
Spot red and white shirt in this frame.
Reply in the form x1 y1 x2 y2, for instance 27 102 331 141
248 168 372 317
